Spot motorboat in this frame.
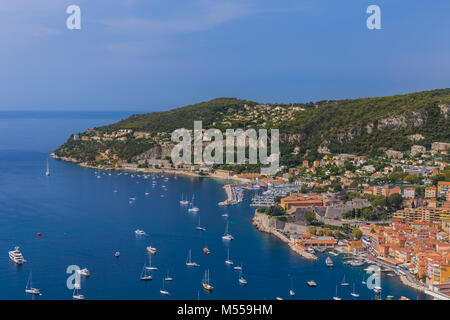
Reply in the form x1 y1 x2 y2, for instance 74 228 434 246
9 246 26 264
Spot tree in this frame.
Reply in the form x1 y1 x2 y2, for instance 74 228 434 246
318 229 325 236
304 211 317 225
308 226 317 235
388 193 403 211
324 228 333 236
352 228 363 240
333 230 341 239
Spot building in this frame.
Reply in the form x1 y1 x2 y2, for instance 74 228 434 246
425 186 437 199
438 181 450 197
403 187 415 199
431 142 450 151
411 145 426 156
385 149 404 159
280 194 327 210
394 207 450 223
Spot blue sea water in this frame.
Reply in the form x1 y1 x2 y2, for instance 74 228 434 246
0 111 427 300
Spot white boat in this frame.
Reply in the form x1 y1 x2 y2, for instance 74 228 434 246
350 283 360 298
373 286 382 293
195 216 206 231
341 275 349 286
221 213 229 217
165 270 173 282
238 271 247 285
289 277 295 296
160 279 170 296
78 268 90 277
222 221 234 241
72 284 85 300
326 256 334 267
233 263 243 271
202 269 214 291
186 249 199 267
307 247 315 254
180 193 189 205
114 251 120 257
25 271 41 296
187 195 200 212
225 248 234 265
276 297 283 300
135 229 146 235
140 264 152 280
145 254 158 271
329 251 339 256
307 280 317 287
289 290 295 296
333 285 341 300
45 160 50 176
146 246 157 254
9 246 26 264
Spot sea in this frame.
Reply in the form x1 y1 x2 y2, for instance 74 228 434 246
0 111 428 300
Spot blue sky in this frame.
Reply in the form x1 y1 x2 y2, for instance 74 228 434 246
1 0 449 111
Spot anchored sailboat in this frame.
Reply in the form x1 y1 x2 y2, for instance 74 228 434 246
25 271 41 296
341 274 350 286
202 269 214 291
45 160 50 176
186 249 199 267
72 283 85 300
188 195 200 212
333 285 341 300
225 248 234 265
145 254 158 271
140 264 152 280
350 283 360 298
222 221 234 241
160 278 170 295
196 216 206 231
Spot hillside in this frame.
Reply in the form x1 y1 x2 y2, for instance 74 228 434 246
54 89 450 167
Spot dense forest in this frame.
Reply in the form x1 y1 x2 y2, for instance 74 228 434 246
55 88 450 165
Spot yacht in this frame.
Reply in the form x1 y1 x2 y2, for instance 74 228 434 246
225 248 234 265
333 285 341 300
160 279 170 296
326 256 334 267
238 271 247 285
307 280 317 287
222 222 234 241
195 216 206 231
341 275 349 286
186 249 199 267
179 193 189 205
72 284 85 300
45 160 50 176
78 268 90 277
9 246 26 264
202 269 214 291
140 264 152 280
188 196 200 212
350 283 360 298
135 229 146 235
146 246 157 254
165 270 173 282
145 255 158 271
25 272 41 296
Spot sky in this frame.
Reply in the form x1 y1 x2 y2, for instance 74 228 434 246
0 0 449 111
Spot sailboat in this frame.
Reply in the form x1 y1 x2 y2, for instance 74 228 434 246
225 248 234 265
72 283 85 300
238 270 247 285
140 264 152 280
289 277 295 296
165 270 173 281
195 216 206 231
333 285 341 300
160 278 170 295
45 160 50 176
145 254 158 271
25 271 41 295
350 283 360 298
233 263 243 271
186 249 199 267
202 269 214 291
180 193 189 205
222 221 234 241
188 195 200 212
341 275 350 286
